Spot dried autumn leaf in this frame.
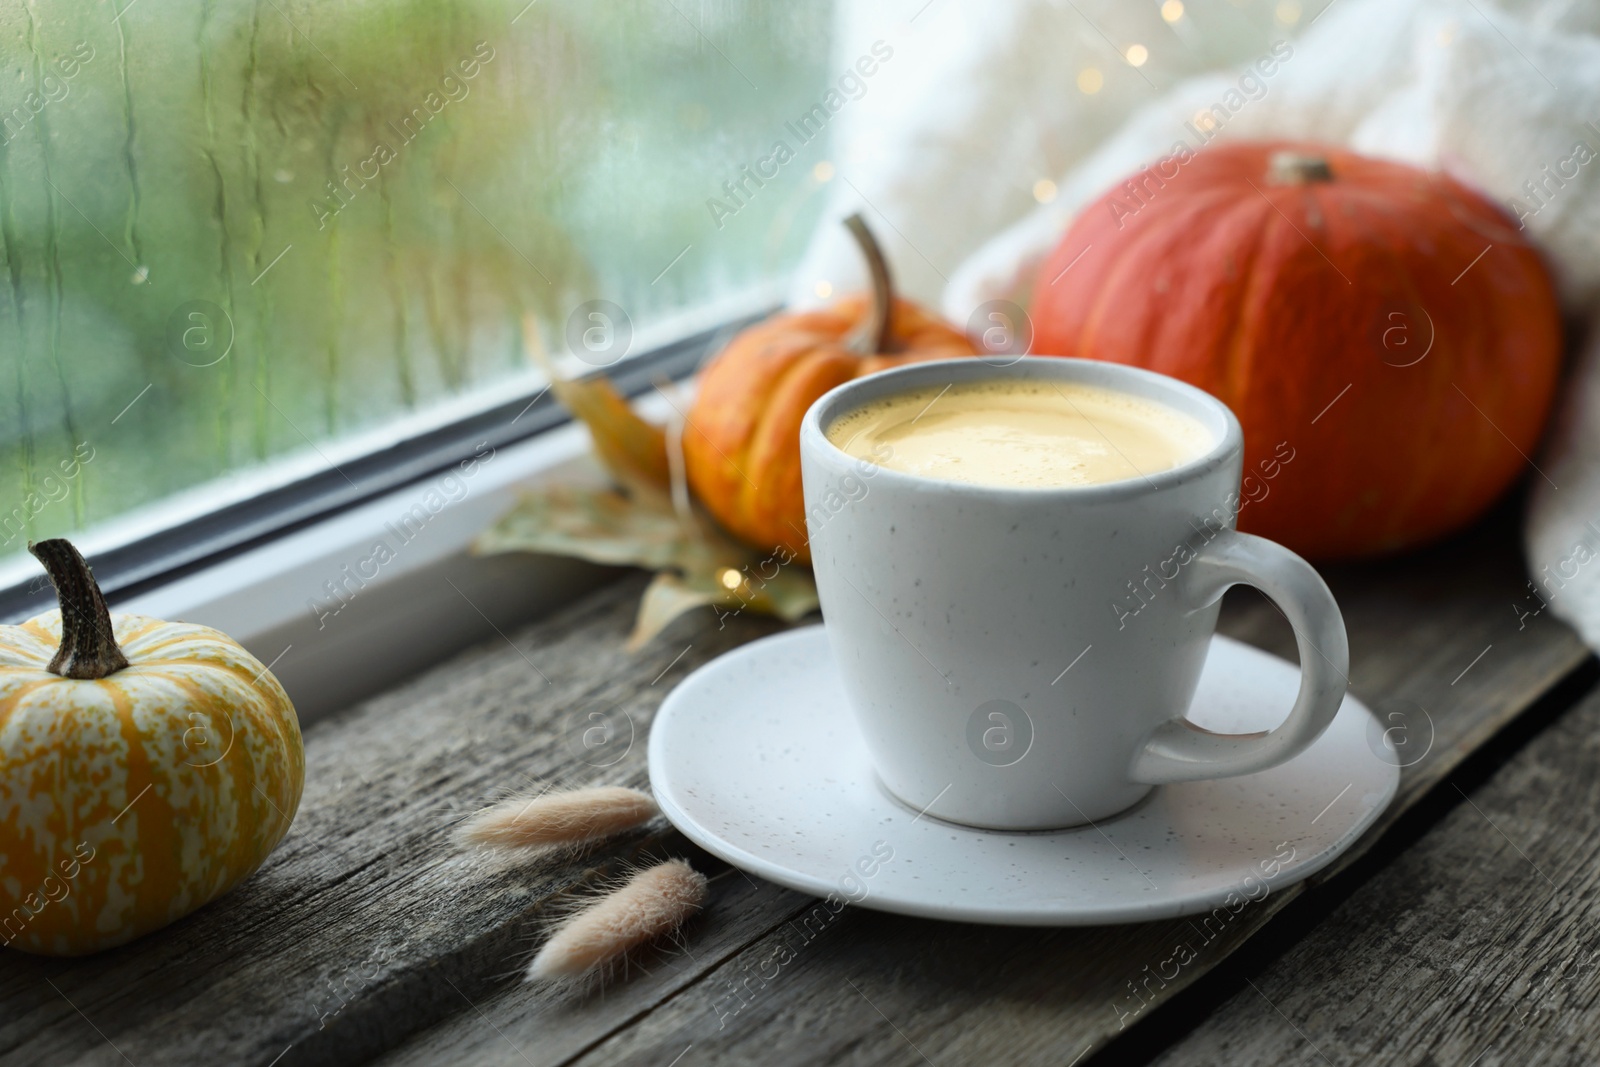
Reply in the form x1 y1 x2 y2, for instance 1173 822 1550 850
475 485 691 573
476 484 819 649
632 571 723 650
476 318 820 649
523 314 671 495
733 565 819 622
631 565 819 650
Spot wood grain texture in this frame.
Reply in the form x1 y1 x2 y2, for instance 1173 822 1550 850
1148 671 1600 1066
375 517 1586 1067
378 514 1585 1067
0 510 1587 1067
0 579 791 1067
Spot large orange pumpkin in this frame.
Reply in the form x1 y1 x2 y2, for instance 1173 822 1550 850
1030 141 1563 559
685 216 976 561
0 540 303 955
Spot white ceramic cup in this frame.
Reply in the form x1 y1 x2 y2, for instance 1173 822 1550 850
799 357 1348 830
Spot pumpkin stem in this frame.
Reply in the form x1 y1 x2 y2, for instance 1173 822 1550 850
28 539 129 680
843 213 895 355
1268 152 1334 184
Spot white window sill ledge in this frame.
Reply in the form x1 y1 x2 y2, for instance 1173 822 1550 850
110 393 678 724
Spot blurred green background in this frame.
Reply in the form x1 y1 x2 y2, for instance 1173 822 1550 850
0 0 834 559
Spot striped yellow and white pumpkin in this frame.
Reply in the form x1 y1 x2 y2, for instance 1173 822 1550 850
0 540 303 956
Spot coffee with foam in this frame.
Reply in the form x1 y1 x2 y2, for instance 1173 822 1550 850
826 379 1213 489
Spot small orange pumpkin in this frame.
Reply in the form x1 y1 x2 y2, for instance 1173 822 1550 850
685 216 977 561
0 540 303 955
1030 141 1563 559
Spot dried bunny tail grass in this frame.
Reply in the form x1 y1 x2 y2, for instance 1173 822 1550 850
527 859 708 981
456 787 658 852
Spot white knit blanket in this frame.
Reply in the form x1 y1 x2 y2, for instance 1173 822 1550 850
791 0 1600 648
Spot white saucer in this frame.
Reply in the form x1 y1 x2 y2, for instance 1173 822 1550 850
649 625 1399 926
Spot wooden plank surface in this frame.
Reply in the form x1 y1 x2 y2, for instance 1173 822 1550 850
475 515 1589 1067
0 582 792 1067
0 507 1588 1067
1146 667 1600 1066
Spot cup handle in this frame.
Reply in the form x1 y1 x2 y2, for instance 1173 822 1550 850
1130 528 1349 785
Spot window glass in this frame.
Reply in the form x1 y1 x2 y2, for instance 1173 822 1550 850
0 0 834 558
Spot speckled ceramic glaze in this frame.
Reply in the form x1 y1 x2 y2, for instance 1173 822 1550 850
648 625 1397 925
799 357 1349 829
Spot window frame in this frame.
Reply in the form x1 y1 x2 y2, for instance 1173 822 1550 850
0 309 768 625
